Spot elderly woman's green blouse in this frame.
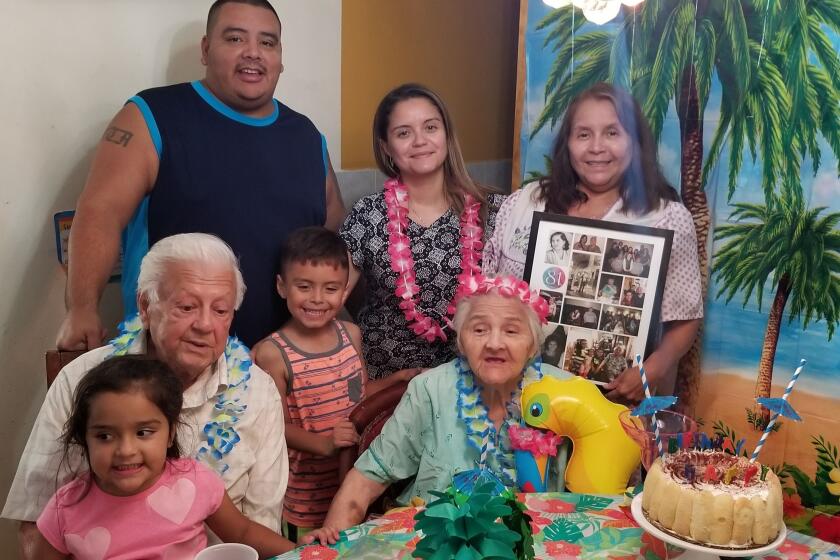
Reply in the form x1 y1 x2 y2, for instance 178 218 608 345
354 359 571 504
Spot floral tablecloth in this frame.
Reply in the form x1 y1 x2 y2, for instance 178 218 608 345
273 492 840 559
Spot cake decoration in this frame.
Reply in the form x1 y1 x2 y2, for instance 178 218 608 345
643 450 783 547
630 353 678 459
744 464 758 485
750 359 806 462
638 358 807 550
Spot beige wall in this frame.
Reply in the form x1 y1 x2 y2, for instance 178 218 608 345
341 0 519 169
0 1 339 553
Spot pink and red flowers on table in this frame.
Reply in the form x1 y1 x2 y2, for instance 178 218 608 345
639 531 668 559
772 538 814 560
811 513 840 544
543 541 582 558
526 496 576 514
300 546 338 560
528 513 554 534
783 493 806 519
600 508 638 529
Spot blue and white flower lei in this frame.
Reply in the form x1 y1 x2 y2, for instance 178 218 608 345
455 355 543 486
109 313 250 475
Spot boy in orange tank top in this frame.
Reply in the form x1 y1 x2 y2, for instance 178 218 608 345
253 227 418 541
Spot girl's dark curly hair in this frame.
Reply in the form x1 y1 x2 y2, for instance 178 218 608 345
58 355 184 498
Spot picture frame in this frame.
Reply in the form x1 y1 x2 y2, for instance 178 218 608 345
53 210 75 266
53 210 123 282
524 212 673 385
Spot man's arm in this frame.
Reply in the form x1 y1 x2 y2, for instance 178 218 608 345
239 370 288 532
22 522 67 560
323 153 345 232
18 523 41 560
56 103 158 350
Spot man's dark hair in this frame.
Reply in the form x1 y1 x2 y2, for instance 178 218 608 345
278 227 349 277
207 0 281 35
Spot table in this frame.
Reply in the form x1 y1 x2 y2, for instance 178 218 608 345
273 492 840 559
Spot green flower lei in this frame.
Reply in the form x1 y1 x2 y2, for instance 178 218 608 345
455 356 543 486
109 313 250 475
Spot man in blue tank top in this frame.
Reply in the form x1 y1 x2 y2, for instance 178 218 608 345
56 0 345 350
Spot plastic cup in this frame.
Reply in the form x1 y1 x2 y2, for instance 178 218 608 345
618 409 698 470
195 543 259 560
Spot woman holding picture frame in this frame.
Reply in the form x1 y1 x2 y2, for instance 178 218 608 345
483 82 702 404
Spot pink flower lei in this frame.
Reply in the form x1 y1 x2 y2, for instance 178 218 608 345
384 178 483 343
453 274 551 325
508 424 564 456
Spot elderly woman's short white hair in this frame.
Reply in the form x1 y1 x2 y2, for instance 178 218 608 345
452 291 546 355
137 233 246 309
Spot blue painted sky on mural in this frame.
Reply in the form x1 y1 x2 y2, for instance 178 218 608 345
522 1 840 393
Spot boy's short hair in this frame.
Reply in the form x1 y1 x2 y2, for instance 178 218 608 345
278 227 349 276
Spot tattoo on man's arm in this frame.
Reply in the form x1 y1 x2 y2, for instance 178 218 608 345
103 126 133 147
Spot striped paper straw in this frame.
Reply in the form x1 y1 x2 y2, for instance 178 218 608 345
636 354 664 457
751 359 806 463
479 430 489 469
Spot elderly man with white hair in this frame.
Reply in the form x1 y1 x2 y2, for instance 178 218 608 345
4 233 288 554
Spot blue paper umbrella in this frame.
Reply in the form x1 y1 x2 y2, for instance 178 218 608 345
452 468 506 496
756 397 802 421
631 395 678 417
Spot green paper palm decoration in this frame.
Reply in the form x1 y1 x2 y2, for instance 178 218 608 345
412 482 534 560
501 488 535 560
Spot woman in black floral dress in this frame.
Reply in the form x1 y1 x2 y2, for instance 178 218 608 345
340 84 504 379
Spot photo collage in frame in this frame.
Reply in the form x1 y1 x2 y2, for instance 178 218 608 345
524 212 673 386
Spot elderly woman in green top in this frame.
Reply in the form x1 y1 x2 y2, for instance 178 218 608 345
304 276 571 544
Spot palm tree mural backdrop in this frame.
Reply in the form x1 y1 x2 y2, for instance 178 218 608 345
713 195 840 426
525 0 840 413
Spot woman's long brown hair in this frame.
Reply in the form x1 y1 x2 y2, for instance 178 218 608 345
539 82 679 215
373 83 494 224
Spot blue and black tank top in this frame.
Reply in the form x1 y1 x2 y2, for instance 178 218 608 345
122 81 327 346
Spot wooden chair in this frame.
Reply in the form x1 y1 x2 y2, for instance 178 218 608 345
337 380 410 516
337 380 409 481
45 350 85 387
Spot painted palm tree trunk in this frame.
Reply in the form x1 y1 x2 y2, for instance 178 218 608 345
712 198 840 432
675 67 710 410
755 275 791 424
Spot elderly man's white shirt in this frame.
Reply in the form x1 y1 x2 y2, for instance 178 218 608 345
2 336 288 531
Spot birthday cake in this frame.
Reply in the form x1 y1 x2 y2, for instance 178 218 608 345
642 450 783 548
